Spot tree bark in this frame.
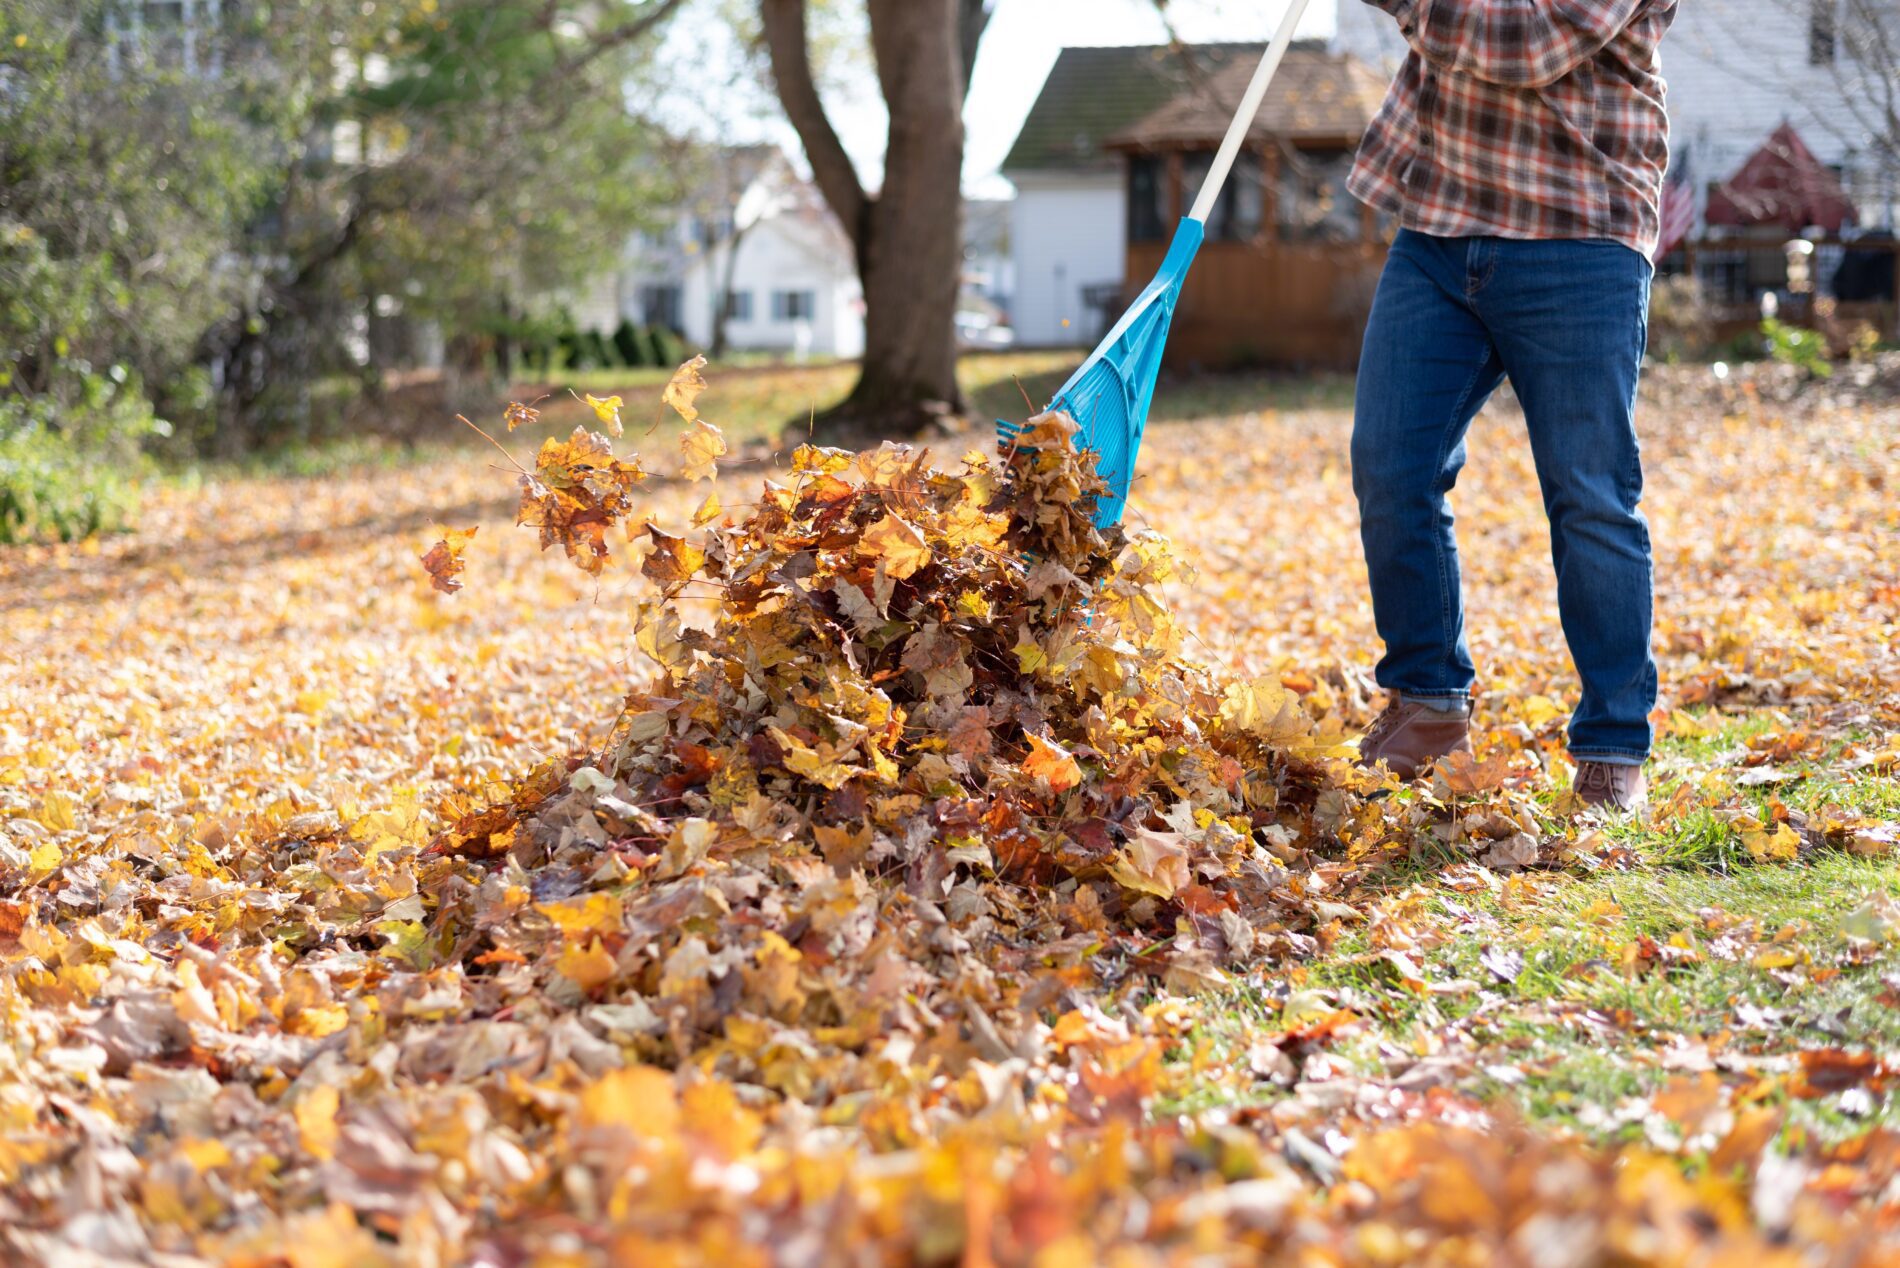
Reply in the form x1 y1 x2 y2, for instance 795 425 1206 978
957 0 992 102
710 221 753 360
762 0 971 441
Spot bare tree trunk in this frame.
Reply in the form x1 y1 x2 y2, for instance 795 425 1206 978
762 0 974 441
711 222 753 360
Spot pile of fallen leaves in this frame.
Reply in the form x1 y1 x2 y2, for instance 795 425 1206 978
3 363 1897 1264
432 364 1379 1001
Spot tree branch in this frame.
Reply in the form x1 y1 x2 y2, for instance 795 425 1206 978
554 0 689 77
957 0 993 104
760 0 868 249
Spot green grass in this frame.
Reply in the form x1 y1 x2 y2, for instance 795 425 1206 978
160 354 1362 486
1175 706 1900 1146
1193 849 1900 1141
168 434 465 487
532 351 1357 450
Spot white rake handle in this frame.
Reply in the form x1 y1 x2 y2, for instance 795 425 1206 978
1188 0 1317 224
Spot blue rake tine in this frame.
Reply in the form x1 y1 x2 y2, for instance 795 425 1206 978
994 219 1204 530
993 0 1312 531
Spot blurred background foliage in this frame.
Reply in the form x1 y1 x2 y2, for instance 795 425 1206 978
1 0 683 539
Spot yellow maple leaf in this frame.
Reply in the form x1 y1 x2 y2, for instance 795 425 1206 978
26 840 60 879
860 514 932 580
536 892 624 939
1222 677 1311 745
681 418 727 482
35 790 76 832
769 726 868 791
1106 829 1189 899
682 1080 763 1160
285 1003 351 1039
557 937 617 990
662 355 709 423
1014 638 1048 675
584 393 624 437
579 1065 680 1138
179 1137 231 1171
956 590 992 620
691 491 722 526
295 1086 340 1160
1742 819 1800 863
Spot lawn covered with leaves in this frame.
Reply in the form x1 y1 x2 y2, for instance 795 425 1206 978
1 364 1896 1265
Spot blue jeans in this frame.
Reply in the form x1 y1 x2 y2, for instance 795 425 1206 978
1352 229 1657 764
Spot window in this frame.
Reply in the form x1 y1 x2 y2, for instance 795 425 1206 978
640 285 683 332
1128 155 1168 244
772 290 816 322
724 290 753 322
1810 0 1838 64
1181 150 1265 243
144 2 186 69
108 1 224 78
1278 147 1361 244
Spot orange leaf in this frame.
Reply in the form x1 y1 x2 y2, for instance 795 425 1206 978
859 514 932 581
1023 733 1082 793
420 525 478 594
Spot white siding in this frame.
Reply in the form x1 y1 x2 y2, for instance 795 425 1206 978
1332 0 1900 228
1667 0 1898 225
570 275 624 336
677 216 865 360
1010 173 1126 346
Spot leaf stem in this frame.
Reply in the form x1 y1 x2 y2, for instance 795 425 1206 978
457 415 531 476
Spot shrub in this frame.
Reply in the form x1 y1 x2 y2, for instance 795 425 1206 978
1762 317 1833 379
0 370 159 544
556 328 588 371
612 319 649 368
583 329 613 370
647 325 684 369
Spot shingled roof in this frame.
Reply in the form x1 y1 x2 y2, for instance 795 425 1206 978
1107 48 1389 151
1002 42 1277 176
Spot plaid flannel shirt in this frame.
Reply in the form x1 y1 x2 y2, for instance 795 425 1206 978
1349 0 1678 258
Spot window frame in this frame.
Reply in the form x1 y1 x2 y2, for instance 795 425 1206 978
1127 154 1169 245
1810 0 1840 65
772 289 817 323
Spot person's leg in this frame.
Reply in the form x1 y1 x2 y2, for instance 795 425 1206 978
1353 230 1508 706
1475 238 1657 764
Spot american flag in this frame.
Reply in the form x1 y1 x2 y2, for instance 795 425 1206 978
1657 147 1696 258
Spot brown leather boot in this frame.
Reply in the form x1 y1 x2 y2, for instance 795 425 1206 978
1574 761 1647 813
1356 697 1473 780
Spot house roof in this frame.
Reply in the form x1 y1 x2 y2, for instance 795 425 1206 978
1107 48 1389 151
1003 42 1283 175
1705 122 1859 233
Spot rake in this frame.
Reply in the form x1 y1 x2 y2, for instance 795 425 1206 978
999 0 1317 528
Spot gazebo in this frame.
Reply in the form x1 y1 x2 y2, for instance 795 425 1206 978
1705 123 1859 235
1104 46 1390 370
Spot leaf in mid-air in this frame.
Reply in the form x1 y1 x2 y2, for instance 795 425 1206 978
585 393 625 437
663 354 709 423
420 525 478 593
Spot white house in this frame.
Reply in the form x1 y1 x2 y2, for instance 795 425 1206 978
583 147 866 361
1661 0 1898 229
1331 0 1900 231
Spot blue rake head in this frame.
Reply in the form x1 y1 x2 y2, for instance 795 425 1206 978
998 217 1205 529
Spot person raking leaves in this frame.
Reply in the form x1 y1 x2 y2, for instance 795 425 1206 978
1343 0 1678 811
